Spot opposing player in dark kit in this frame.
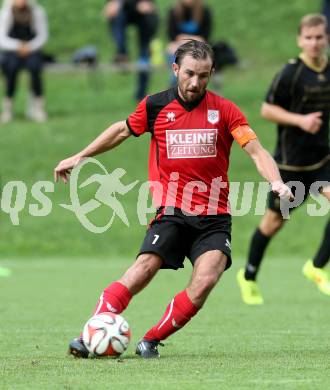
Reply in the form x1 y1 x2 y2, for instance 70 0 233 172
55 40 292 358
238 14 330 304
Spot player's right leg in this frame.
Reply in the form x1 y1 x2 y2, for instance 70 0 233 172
137 249 228 358
68 253 163 358
135 210 188 358
303 183 330 295
237 208 285 305
238 168 308 303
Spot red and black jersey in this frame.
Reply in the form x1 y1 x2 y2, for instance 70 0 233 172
127 87 254 215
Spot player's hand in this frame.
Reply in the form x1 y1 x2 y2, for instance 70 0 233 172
103 0 121 18
271 181 294 201
18 43 30 57
136 1 155 14
299 112 322 134
54 155 84 183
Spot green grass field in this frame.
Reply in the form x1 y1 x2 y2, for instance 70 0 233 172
1 257 329 389
0 0 329 389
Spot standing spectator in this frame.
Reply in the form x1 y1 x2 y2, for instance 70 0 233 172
104 0 159 100
322 0 330 35
166 0 212 85
0 0 48 123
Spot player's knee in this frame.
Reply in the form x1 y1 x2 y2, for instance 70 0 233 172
119 253 162 294
135 253 162 280
260 212 284 236
202 275 219 291
192 274 219 299
272 215 285 234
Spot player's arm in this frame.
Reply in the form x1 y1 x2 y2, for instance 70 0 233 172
243 137 293 200
261 102 322 134
54 120 131 183
231 124 292 199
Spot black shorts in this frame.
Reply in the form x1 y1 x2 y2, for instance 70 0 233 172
138 207 232 271
269 160 330 213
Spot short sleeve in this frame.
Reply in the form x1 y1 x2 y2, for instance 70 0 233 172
265 64 294 108
126 97 149 137
222 99 249 133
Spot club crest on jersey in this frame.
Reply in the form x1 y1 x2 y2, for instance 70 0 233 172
207 110 219 124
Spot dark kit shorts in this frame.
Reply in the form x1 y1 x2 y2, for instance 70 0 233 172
138 207 232 270
269 160 330 213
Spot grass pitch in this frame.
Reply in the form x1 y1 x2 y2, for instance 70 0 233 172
1 257 329 390
0 1 329 389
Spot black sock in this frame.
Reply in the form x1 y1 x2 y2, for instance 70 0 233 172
244 228 271 281
313 220 330 268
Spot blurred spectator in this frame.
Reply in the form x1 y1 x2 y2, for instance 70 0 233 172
166 0 212 85
104 0 159 100
0 0 48 123
322 0 330 35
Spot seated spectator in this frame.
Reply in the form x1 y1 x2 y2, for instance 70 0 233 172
166 0 212 85
0 0 48 123
104 0 159 100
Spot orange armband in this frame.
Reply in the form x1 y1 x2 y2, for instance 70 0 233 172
231 125 257 147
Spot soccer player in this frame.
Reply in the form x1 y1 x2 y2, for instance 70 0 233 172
55 40 292 358
237 14 330 305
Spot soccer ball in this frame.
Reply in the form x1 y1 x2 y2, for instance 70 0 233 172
82 312 131 357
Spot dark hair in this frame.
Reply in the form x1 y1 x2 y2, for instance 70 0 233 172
174 39 215 68
173 0 204 24
298 13 328 34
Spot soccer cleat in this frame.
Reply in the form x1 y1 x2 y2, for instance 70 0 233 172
68 337 89 358
302 260 330 296
135 339 164 359
237 268 264 305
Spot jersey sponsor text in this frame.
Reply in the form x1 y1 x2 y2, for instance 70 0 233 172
166 129 217 159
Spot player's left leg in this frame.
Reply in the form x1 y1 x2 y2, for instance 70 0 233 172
137 250 227 358
303 185 330 295
313 185 330 269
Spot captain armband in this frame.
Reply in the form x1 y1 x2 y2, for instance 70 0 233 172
231 125 258 147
